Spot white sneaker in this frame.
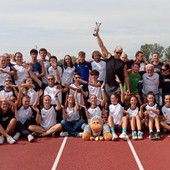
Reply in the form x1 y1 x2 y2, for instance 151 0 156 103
0 135 5 144
119 132 128 140
60 132 69 137
6 136 16 144
112 132 118 140
13 132 21 141
76 132 83 137
27 134 34 142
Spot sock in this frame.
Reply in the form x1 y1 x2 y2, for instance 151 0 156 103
110 127 115 133
157 130 160 132
122 128 126 133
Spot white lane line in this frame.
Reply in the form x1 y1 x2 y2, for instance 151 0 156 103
51 137 68 170
127 136 144 170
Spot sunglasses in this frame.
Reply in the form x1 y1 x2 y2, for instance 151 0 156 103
48 78 54 80
5 80 12 82
161 68 167 71
115 52 122 55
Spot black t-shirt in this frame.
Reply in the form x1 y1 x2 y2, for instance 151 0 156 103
105 56 125 86
160 74 170 94
126 60 134 70
0 108 15 123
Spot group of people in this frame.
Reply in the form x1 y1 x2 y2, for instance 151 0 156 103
0 28 170 145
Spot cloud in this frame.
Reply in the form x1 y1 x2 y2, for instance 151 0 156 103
0 0 170 60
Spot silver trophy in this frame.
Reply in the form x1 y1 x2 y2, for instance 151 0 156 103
93 22 102 36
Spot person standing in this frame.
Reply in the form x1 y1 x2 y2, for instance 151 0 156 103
91 50 106 83
94 28 130 101
75 51 92 84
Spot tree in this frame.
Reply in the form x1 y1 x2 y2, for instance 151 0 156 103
58 56 78 66
140 43 164 61
140 44 153 61
164 46 170 60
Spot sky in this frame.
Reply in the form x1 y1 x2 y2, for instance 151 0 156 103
0 0 170 61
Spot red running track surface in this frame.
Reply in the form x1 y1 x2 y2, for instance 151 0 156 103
1 134 170 170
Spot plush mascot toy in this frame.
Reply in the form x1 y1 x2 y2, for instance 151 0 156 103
82 115 112 141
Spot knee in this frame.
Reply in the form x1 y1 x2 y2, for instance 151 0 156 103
10 118 17 125
61 120 67 126
28 125 34 132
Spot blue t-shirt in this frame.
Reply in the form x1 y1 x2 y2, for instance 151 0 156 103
75 61 92 81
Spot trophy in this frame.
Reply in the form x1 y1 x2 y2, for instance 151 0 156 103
93 22 102 36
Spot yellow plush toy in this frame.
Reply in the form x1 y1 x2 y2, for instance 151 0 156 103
82 115 112 141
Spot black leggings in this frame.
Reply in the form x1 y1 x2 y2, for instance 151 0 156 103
16 121 33 137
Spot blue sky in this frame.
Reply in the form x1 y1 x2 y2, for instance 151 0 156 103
0 0 170 60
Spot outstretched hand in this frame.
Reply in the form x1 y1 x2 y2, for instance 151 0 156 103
115 75 121 84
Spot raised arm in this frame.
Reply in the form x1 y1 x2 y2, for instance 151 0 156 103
55 90 62 111
95 28 111 59
80 104 90 122
74 90 80 110
124 64 130 95
115 75 124 103
61 105 68 120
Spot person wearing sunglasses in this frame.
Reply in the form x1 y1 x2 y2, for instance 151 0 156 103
44 74 62 105
0 77 18 100
94 27 130 103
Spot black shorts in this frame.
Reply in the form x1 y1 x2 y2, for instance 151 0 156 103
104 83 120 101
1 118 14 129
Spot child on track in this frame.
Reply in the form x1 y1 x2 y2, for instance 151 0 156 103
124 96 143 140
108 75 128 140
60 91 85 137
0 99 16 144
160 94 170 132
140 91 161 140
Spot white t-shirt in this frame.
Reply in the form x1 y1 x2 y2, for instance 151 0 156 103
145 103 158 118
40 106 57 130
88 83 101 105
17 106 33 124
62 66 75 86
127 107 139 117
69 84 83 105
44 86 62 104
41 60 50 85
91 60 106 82
65 106 80 122
109 103 124 125
0 89 14 99
88 106 102 118
161 106 170 124
0 66 11 86
139 62 146 72
14 64 29 85
48 66 62 83
27 89 37 105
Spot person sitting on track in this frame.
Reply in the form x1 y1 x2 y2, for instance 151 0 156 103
107 75 129 141
28 91 62 138
160 94 170 132
0 98 16 144
124 95 143 140
139 91 161 140
60 91 85 137
14 87 41 142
